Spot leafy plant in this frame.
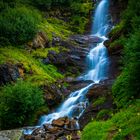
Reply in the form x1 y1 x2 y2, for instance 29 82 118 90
0 80 44 129
0 7 41 45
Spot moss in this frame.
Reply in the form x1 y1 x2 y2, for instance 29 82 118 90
31 47 60 58
109 21 125 38
0 46 63 84
82 100 140 140
93 97 106 107
96 109 113 120
39 18 73 41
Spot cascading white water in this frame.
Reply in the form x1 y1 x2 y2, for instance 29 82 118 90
83 0 110 83
91 0 109 36
24 0 110 134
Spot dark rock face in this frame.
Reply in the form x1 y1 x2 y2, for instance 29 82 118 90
43 83 69 107
43 47 88 74
0 63 20 86
109 0 128 24
24 117 80 140
42 35 103 75
79 79 115 129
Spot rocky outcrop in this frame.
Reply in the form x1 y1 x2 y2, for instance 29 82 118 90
24 117 80 140
27 31 49 49
43 35 103 75
79 79 115 129
0 63 21 86
43 83 69 107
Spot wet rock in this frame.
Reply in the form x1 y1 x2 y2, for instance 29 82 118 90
0 63 20 86
24 117 80 140
44 84 62 106
47 50 68 66
79 79 115 129
52 117 69 127
70 35 103 45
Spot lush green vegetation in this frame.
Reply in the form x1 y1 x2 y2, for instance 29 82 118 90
111 0 140 107
0 80 45 129
0 46 63 85
0 7 41 46
0 0 92 130
82 100 140 140
82 0 140 139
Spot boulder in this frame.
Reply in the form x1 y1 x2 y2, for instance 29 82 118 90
52 117 69 127
44 84 63 106
86 80 113 101
0 63 20 85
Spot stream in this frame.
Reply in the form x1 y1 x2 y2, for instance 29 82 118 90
24 0 110 135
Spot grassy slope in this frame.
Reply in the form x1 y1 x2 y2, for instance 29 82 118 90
82 100 140 140
0 46 63 85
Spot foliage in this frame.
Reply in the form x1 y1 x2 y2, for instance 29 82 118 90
82 100 140 140
112 30 140 107
0 80 44 129
0 7 41 45
111 0 140 107
96 109 113 120
39 18 72 41
70 16 88 33
0 46 63 84
109 21 125 38
93 97 106 107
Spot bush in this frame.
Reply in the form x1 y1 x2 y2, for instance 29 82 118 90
0 7 41 45
0 80 44 129
112 30 140 107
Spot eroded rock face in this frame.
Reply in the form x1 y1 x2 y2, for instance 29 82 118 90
0 63 20 86
43 83 69 107
79 79 115 129
24 117 80 140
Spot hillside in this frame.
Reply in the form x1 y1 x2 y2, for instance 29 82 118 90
0 0 140 140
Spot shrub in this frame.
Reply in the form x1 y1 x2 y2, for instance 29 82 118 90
112 30 140 107
0 80 44 129
0 7 41 45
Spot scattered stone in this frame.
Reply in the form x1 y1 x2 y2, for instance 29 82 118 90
24 117 80 140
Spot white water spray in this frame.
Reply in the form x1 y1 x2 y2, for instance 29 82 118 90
24 0 110 134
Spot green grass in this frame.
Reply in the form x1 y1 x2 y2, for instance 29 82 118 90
82 100 140 140
39 18 73 41
31 47 60 58
93 97 106 107
0 46 63 85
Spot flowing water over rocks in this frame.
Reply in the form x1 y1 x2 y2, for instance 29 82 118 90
23 0 111 139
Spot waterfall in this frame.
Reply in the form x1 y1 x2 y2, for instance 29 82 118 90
24 0 110 135
83 0 110 83
91 0 109 36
